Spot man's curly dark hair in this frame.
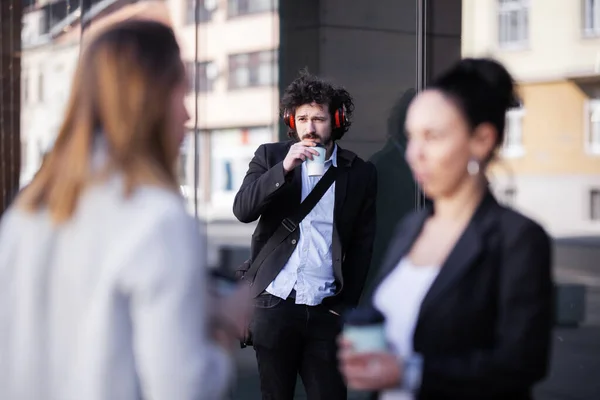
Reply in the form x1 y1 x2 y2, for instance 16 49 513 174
280 70 355 141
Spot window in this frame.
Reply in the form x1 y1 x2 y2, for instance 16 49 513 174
37 72 44 102
502 107 525 157
228 0 277 17
185 61 218 93
210 126 273 198
22 73 28 104
498 0 529 48
586 99 600 154
21 139 28 172
178 134 190 188
184 0 216 24
178 130 204 201
584 0 600 36
590 189 600 221
228 50 277 89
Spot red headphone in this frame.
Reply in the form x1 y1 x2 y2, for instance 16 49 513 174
283 105 348 131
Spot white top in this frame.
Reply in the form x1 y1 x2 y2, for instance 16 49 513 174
0 175 232 400
374 257 440 400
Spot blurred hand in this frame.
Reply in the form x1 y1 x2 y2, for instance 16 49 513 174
282 140 320 173
210 283 253 350
337 336 403 391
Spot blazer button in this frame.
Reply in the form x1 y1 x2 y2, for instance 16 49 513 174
291 239 297 245
275 182 280 187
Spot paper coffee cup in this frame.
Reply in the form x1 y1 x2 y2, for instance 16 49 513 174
343 324 387 353
342 307 387 353
306 145 326 176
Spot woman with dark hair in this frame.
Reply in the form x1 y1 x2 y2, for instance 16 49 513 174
0 18 247 400
338 58 554 400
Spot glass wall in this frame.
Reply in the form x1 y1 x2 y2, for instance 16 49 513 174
1 0 598 399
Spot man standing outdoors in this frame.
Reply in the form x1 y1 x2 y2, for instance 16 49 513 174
233 71 377 399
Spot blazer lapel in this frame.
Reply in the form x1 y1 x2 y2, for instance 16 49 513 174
333 145 355 226
417 221 483 321
334 167 348 225
418 191 499 321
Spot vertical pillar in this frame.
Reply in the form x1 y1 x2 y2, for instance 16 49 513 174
0 0 22 217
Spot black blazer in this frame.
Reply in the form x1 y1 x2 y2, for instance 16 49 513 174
233 140 378 312
369 190 554 400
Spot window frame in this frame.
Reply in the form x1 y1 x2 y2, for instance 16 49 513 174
185 60 218 94
227 49 277 90
585 99 600 155
227 0 277 18
583 0 600 37
502 106 526 158
497 0 530 49
183 0 216 25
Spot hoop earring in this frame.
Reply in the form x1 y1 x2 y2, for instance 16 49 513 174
467 158 480 176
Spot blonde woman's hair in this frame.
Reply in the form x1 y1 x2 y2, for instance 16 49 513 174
17 19 185 223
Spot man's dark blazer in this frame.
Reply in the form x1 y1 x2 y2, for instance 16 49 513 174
368 190 554 400
232 140 377 313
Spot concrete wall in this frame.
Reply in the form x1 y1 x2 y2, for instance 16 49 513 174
278 0 463 287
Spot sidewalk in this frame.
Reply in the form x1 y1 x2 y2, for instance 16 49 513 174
225 238 600 400
229 325 600 400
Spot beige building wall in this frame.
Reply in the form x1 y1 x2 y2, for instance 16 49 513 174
462 0 600 82
499 82 598 175
167 1 279 130
463 0 600 237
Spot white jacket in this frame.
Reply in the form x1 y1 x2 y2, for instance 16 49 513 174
0 175 232 400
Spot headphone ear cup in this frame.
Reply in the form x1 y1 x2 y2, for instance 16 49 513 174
334 107 346 129
283 110 295 130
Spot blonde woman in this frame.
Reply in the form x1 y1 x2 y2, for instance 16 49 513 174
0 19 247 400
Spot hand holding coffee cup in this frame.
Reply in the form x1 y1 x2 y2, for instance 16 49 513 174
305 144 326 176
341 307 387 353
338 307 403 391
282 140 320 174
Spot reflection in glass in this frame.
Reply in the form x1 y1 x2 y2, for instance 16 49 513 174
184 0 215 24
229 50 278 89
228 0 277 18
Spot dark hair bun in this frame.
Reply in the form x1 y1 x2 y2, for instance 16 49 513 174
428 57 521 149
457 58 520 111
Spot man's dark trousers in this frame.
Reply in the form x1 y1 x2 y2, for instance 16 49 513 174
251 292 346 400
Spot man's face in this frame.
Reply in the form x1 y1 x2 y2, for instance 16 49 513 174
294 102 333 146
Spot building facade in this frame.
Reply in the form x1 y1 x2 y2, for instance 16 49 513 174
19 0 280 223
463 0 600 237
165 0 279 220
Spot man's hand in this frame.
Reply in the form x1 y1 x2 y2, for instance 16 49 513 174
282 140 320 174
